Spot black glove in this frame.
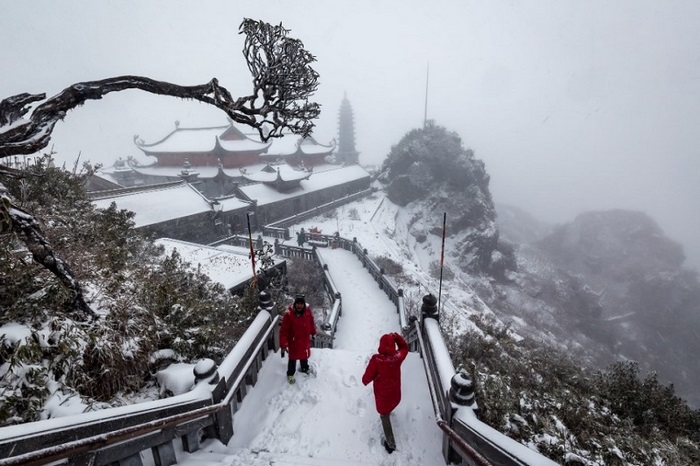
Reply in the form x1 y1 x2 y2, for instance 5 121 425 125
281 348 286 358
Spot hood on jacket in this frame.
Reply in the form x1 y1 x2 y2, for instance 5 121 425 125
378 334 396 356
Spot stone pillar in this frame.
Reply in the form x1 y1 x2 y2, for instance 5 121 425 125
258 290 274 314
421 293 439 321
449 370 475 407
258 290 278 353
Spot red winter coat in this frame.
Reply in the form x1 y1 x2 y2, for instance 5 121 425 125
362 333 409 415
279 305 317 360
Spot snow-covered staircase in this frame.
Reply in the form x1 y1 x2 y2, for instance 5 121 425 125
179 349 444 465
178 248 447 465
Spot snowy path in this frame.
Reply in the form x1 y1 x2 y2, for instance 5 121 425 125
176 248 446 465
319 248 400 352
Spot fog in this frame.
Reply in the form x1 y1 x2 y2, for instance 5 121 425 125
2 0 699 269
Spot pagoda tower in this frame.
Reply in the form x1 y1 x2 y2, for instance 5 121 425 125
336 93 360 165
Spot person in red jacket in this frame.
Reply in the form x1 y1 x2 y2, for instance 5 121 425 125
279 294 317 384
362 332 409 454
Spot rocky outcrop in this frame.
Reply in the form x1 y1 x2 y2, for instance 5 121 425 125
378 122 512 277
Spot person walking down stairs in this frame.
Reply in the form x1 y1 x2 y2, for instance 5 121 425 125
279 294 317 384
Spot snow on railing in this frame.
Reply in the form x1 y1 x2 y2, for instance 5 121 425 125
1 226 561 466
418 305 560 465
0 310 279 466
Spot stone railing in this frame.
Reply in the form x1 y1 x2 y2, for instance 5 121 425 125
0 304 280 466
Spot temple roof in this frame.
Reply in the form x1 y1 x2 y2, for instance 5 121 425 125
133 121 335 160
213 195 252 213
238 165 370 207
134 123 270 154
262 134 336 158
91 182 212 227
239 163 312 183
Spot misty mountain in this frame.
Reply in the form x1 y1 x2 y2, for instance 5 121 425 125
488 209 700 407
495 203 553 244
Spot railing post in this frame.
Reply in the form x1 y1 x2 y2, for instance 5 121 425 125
443 371 477 464
192 359 233 445
258 290 278 353
151 441 177 466
406 315 419 352
193 358 220 386
421 293 439 322
450 370 475 408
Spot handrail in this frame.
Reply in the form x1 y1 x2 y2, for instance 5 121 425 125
414 320 492 466
0 311 279 466
2 403 219 466
223 314 279 406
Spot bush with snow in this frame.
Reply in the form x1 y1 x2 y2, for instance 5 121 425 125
0 157 255 424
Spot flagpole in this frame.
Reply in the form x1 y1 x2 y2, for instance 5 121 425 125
438 212 446 313
423 63 430 128
246 212 257 287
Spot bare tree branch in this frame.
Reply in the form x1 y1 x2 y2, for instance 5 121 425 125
0 19 320 159
0 18 321 321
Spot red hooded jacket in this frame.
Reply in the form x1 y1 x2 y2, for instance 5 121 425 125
362 333 409 415
279 304 317 360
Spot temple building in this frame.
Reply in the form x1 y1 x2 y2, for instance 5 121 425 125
89 104 371 243
134 121 270 168
96 120 337 194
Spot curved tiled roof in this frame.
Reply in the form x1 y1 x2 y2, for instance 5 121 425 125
239 164 312 183
135 125 269 154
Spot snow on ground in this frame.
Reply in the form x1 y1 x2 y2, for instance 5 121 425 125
319 248 398 353
285 191 486 335
175 242 447 465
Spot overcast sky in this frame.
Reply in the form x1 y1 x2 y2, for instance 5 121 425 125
2 0 699 269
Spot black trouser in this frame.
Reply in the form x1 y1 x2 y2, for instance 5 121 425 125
287 358 309 376
380 414 396 449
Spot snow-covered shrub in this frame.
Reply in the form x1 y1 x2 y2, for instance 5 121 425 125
596 361 700 441
137 249 244 361
445 314 700 465
429 260 454 281
0 325 49 425
0 157 254 422
374 255 403 276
